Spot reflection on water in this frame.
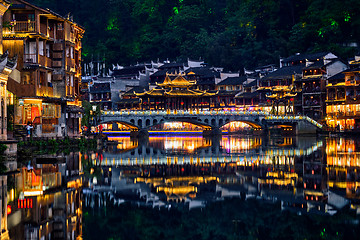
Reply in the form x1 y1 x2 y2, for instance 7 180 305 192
85 135 359 216
6 153 82 240
6 135 360 239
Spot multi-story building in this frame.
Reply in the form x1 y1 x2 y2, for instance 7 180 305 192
88 82 112 110
216 76 245 108
326 65 360 130
0 2 17 239
0 0 17 142
297 57 348 120
3 0 84 137
257 65 302 114
258 52 347 119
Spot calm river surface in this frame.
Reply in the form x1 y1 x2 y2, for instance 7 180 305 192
81 134 360 240
8 134 360 239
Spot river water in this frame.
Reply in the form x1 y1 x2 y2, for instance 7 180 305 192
7 134 360 239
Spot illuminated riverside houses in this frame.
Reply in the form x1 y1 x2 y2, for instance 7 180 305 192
135 73 218 110
326 65 360 130
0 0 17 142
257 65 303 115
0 1 17 239
2 0 84 137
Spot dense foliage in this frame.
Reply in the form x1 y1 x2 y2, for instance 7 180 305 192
27 0 360 70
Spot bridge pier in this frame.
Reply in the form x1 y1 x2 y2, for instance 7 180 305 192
203 127 222 136
130 129 149 139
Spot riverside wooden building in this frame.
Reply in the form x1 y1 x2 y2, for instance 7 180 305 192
3 0 84 137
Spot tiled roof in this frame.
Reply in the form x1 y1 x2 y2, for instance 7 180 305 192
235 92 259 99
151 69 179 77
244 80 257 87
89 82 110 93
158 62 184 70
282 52 331 63
112 65 147 76
217 76 247 86
327 72 345 81
185 67 220 78
343 67 360 73
261 65 303 81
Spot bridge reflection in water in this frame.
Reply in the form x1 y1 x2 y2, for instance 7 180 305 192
84 135 360 215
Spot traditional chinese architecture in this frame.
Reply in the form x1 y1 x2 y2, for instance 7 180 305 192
3 0 85 137
135 73 218 110
326 65 360 130
297 56 348 120
257 65 302 115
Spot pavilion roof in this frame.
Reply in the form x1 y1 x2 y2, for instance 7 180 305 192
157 74 196 88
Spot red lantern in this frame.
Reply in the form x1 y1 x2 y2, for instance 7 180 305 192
181 102 184 105
290 98 294 101
267 99 271 103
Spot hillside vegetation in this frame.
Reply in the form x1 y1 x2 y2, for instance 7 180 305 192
27 0 360 70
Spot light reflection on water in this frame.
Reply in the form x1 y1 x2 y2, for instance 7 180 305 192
7 135 360 239
88 135 359 215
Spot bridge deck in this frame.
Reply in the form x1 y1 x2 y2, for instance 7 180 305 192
102 110 323 129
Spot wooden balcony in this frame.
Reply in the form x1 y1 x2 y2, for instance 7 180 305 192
13 21 36 33
24 54 37 64
38 55 52 68
7 78 36 98
53 43 64 51
52 60 62 68
40 22 47 35
53 52 63 59
39 55 46 67
56 29 64 39
36 86 54 97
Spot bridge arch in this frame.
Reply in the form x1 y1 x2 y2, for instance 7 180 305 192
100 120 139 130
138 119 143 128
147 118 212 130
220 120 263 130
219 119 224 126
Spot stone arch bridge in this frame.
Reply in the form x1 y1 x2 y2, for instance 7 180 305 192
101 110 323 136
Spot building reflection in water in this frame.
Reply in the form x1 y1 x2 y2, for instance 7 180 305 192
6 153 83 240
326 138 360 206
82 135 360 216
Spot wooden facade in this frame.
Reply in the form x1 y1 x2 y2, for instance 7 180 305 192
3 0 84 137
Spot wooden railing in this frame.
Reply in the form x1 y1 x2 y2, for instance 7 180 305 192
24 54 37 64
13 21 36 32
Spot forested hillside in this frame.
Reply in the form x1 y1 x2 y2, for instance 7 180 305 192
27 0 360 70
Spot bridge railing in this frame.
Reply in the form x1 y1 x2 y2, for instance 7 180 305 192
102 110 269 116
265 115 323 129
102 110 322 129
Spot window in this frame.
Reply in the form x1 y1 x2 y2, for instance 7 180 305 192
39 41 44 56
46 44 50 57
70 47 74 59
66 47 70 58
